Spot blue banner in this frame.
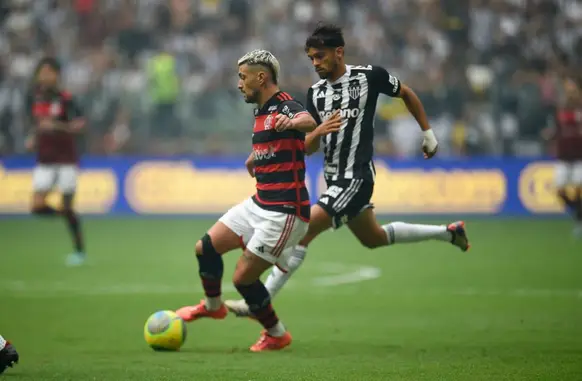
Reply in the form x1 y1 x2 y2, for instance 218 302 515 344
0 155 570 216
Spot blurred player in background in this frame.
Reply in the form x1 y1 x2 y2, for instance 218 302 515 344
547 78 582 237
25 57 87 266
226 24 470 317
175 50 317 352
0 335 18 375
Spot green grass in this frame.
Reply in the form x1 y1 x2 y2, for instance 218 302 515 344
1 217 581 380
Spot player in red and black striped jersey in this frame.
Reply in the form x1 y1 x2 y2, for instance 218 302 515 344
175 50 317 352
25 57 87 266
250 90 311 222
544 78 582 237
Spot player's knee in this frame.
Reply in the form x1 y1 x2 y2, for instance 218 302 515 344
232 262 254 286
361 239 382 249
31 196 45 211
197 233 219 257
232 271 249 287
358 232 386 249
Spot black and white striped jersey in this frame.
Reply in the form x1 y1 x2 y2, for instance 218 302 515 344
306 65 401 183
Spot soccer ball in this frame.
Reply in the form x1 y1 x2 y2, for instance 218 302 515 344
144 310 187 351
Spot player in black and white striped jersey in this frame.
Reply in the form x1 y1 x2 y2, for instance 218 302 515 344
225 24 471 317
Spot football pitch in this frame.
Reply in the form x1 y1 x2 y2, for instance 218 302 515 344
1 217 581 380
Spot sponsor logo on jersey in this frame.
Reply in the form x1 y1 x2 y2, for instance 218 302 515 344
50 102 62 116
319 108 360 120
254 146 276 160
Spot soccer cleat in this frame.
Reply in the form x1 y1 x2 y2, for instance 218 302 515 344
250 330 292 352
175 300 227 322
224 299 253 318
447 221 470 252
66 252 86 267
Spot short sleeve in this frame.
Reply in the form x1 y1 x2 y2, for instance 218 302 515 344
305 87 322 124
278 99 309 120
370 65 401 97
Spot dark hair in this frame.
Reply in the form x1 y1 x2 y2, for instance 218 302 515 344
305 23 345 51
34 57 61 76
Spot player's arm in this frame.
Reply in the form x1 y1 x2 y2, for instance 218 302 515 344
372 66 437 159
305 110 342 155
303 87 338 155
275 99 317 133
55 94 86 133
245 151 255 178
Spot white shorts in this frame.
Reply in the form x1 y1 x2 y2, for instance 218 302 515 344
219 197 308 271
554 161 582 188
32 164 78 194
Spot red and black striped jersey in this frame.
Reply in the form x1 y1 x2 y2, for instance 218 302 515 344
25 87 84 164
251 91 311 222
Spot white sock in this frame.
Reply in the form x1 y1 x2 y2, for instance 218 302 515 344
382 222 451 244
267 321 286 337
0 335 5 350
205 296 222 311
265 245 307 298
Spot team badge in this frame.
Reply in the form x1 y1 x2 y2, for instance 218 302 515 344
264 114 274 130
50 102 62 116
348 83 361 100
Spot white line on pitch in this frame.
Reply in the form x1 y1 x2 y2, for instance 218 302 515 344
0 262 379 296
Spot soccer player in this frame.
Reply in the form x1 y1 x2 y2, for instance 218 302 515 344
0 335 18 374
546 78 582 237
175 50 317 352
225 24 470 316
25 57 87 266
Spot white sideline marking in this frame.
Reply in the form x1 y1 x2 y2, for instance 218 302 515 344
312 264 382 287
0 262 380 296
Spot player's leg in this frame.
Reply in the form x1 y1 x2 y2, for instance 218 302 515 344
233 250 292 351
348 207 469 250
554 162 576 213
225 183 354 317
31 165 58 216
176 200 252 322
58 166 86 266
263 204 331 298
232 212 307 351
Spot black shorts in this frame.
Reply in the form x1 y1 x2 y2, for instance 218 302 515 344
316 179 374 229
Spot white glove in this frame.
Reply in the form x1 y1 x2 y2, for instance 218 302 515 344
422 129 438 159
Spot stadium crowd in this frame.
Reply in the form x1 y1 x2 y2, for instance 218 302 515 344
0 0 580 157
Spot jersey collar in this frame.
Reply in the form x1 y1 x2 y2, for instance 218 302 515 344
254 91 285 115
327 65 351 85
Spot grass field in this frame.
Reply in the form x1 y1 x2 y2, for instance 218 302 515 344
1 217 581 380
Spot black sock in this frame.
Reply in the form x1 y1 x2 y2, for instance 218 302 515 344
63 210 84 252
32 206 58 216
197 234 224 298
235 280 279 329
